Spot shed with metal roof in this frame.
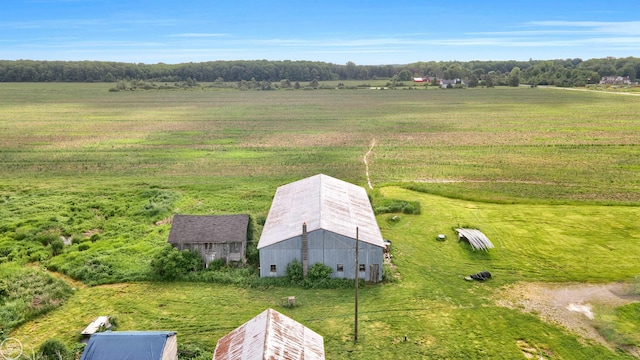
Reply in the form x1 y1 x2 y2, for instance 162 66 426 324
258 174 384 282
213 308 325 360
80 331 177 360
168 214 249 266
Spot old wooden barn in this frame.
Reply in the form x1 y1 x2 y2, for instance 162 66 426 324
258 174 385 282
168 214 249 267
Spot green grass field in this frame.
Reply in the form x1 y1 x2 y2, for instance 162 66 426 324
1 83 639 358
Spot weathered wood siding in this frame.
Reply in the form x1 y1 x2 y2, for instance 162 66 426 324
175 241 245 267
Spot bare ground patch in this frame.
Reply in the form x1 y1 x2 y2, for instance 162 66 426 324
495 282 639 355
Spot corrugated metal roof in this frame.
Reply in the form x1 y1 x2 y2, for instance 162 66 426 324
456 228 494 251
258 174 384 249
213 308 325 360
167 214 249 245
80 331 177 360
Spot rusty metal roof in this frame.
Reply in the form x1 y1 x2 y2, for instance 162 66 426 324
257 174 384 249
213 308 325 360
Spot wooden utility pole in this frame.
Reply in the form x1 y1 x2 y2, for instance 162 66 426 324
354 227 359 341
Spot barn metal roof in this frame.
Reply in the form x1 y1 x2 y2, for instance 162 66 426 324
213 308 325 360
168 214 249 245
456 228 494 251
80 331 177 360
257 174 385 249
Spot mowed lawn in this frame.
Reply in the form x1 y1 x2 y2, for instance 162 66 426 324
2 83 640 358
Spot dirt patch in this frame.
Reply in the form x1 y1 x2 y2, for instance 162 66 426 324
155 217 172 226
495 282 639 354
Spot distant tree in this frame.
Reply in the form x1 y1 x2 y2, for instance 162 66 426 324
260 80 272 90
484 71 496 87
345 61 357 79
280 78 291 88
467 73 479 88
509 67 521 87
398 69 412 81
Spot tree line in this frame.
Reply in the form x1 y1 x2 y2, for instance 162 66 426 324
0 57 638 86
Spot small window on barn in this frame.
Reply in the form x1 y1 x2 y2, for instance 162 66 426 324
270 264 277 273
359 264 366 272
337 264 344 272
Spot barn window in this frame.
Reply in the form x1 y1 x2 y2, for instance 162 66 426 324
359 264 366 272
270 264 277 273
336 264 344 272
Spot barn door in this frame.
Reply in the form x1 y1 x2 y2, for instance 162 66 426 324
369 264 380 282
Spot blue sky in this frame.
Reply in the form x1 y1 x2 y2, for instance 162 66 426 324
2 0 639 65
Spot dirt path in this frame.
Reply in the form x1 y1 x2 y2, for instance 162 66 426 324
364 138 376 189
494 282 639 355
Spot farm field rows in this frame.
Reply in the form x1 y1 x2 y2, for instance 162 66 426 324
1 83 639 358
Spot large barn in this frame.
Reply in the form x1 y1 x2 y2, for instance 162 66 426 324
168 214 249 267
258 174 385 282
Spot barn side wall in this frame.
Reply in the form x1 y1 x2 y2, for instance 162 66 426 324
259 229 383 282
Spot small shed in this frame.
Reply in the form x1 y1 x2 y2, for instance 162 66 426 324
213 308 325 360
456 228 494 251
168 214 249 267
80 331 177 360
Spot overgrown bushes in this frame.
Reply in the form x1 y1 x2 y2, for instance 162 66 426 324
0 264 73 339
150 245 203 280
369 189 421 215
283 260 357 289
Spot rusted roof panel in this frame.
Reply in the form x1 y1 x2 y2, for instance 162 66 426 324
213 308 325 360
258 174 384 249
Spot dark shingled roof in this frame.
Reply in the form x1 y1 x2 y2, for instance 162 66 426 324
168 214 249 245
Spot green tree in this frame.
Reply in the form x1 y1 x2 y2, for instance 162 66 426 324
345 61 357 79
509 67 521 87
398 69 412 81
280 79 291 88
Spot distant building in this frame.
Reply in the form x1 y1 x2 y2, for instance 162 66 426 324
80 331 177 360
440 79 464 88
599 76 632 85
213 308 325 360
258 174 385 282
168 214 249 267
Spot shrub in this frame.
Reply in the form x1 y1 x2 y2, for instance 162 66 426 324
50 239 64 256
206 258 225 271
285 259 304 284
38 339 69 360
150 245 203 280
307 263 333 282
